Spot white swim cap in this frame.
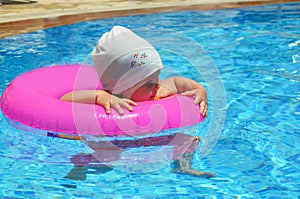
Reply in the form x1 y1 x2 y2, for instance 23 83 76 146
92 26 163 94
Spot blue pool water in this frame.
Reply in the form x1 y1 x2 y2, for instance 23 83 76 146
1 2 300 198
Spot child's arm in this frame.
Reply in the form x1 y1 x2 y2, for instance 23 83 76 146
158 77 208 117
60 90 137 115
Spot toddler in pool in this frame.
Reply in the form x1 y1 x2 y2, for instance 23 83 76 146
61 26 208 117
61 26 214 178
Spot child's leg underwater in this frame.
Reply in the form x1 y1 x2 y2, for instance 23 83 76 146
171 134 215 178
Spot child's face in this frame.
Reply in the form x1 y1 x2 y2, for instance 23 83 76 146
120 70 161 101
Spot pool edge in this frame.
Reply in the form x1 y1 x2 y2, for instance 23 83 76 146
0 0 299 38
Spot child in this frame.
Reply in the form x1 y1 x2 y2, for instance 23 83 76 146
61 26 214 178
61 26 208 117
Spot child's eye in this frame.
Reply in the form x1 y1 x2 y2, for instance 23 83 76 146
142 83 160 90
143 83 153 88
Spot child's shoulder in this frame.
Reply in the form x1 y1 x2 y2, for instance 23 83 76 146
158 77 177 98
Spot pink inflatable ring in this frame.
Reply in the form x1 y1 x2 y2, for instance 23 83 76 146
0 64 204 137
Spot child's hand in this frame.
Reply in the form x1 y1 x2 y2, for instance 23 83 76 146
181 89 208 118
95 91 137 115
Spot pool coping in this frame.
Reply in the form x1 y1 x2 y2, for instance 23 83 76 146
0 0 299 38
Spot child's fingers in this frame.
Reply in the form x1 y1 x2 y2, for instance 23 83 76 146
121 101 134 112
112 104 124 115
194 96 201 104
119 99 137 112
128 99 137 106
182 90 208 117
199 101 208 117
103 103 111 114
200 101 204 114
205 109 209 117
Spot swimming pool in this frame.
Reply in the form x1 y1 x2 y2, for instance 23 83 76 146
0 2 299 198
